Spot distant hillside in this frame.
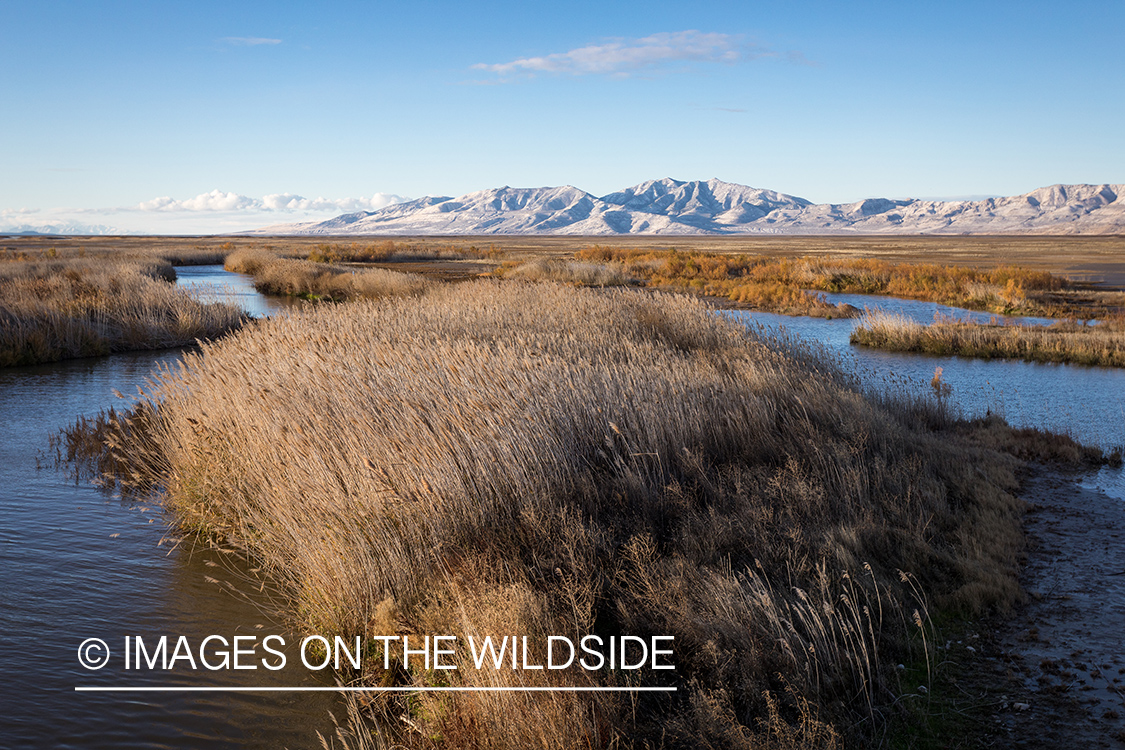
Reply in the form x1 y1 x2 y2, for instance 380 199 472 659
245 179 1125 235
0 222 121 236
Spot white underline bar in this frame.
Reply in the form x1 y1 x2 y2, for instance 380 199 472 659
76 686 676 693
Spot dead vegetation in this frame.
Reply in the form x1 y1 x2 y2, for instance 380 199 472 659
305 240 500 263
60 279 1054 748
576 246 1124 320
852 310 1125 367
224 248 430 301
500 257 638 286
0 257 245 366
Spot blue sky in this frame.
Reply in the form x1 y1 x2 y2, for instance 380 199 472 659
2 0 1122 233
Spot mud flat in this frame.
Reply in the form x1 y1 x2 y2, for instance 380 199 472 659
955 471 1125 748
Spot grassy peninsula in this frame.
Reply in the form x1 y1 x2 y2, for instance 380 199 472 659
852 311 1125 368
224 247 431 301
66 278 1065 748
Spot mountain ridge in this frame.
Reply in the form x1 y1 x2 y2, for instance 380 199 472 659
244 179 1125 236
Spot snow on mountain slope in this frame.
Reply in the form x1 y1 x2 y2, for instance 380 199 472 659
601 178 812 230
243 181 1125 235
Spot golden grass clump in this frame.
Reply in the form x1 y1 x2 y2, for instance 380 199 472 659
306 240 497 263
504 258 637 286
726 281 858 318
226 248 428 300
73 280 1029 747
223 247 278 275
0 257 246 367
575 246 1110 319
852 309 1125 367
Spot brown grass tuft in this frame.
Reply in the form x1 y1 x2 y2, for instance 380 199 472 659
503 258 637 286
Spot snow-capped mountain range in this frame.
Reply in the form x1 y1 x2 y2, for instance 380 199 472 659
245 178 1125 235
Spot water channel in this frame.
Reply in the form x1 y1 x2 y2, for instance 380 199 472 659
0 268 333 749
727 291 1125 499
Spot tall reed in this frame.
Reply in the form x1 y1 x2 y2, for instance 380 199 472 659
225 248 429 300
71 281 1027 747
852 309 1125 367
503 257 637 286
0 258 245 366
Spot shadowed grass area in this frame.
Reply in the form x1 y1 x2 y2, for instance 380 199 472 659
0 257 246 367
225 248 430 300
851 310 1125 367
60 279 1051 748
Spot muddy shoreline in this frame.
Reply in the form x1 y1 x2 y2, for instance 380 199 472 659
947 469 1125 748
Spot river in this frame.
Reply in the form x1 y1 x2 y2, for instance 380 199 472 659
0 267 335 749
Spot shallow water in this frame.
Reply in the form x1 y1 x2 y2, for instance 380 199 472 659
174 264 302 318
0 282 338 748
818 290 1059 327
727 295 1125 499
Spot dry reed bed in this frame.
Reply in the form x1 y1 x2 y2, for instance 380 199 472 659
225 248 430 300
852 310 1125 367
0 258 246 366
0 241 234 266
306 240 500 263
501 257 638 286
71 281 1030 748
576 246 1122 319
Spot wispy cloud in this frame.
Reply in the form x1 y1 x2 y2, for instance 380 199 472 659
473 31 767 79
785 50 818 67
220 36 282 46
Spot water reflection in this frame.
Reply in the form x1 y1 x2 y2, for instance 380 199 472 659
174 264 302 318
818 290 1058 327
0 347 337 747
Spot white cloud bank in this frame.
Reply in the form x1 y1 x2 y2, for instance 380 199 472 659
2 190 407 234
474 30 765 78
134 190 405 214
259 193 404 213
138 190 259 212
1 207 41 218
